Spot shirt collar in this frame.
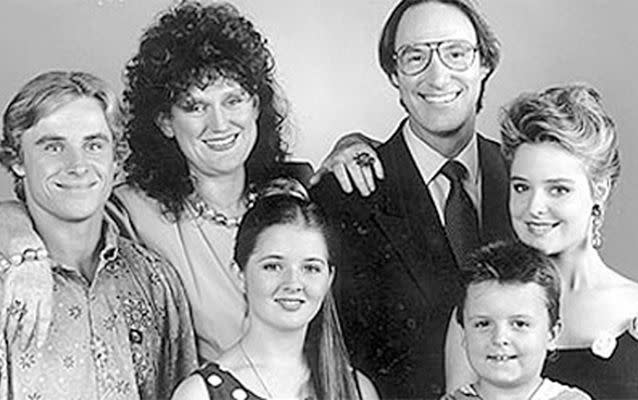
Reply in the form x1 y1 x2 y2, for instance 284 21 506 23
53 215 120 273
403 121 479 184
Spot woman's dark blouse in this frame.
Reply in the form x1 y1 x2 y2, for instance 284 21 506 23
543 331 638 399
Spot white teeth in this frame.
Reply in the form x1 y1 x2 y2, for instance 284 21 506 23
489 355 514 361
526 222 557 236
276 299 304 311
423 92 458 104
202 134 238 151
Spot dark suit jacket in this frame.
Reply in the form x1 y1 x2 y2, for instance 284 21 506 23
312 122 513 399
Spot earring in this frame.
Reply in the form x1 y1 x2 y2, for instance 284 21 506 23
547 348 559 363
591 204 603 249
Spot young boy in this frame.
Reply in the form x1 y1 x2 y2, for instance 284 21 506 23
444 241 590 400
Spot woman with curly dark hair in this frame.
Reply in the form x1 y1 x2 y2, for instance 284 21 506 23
0 0 382 363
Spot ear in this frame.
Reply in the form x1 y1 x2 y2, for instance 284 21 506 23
479 64 490 80
328 265 336 287
231 261 246 293
547 319 563 351
10 163 25 178
592 178 611 204
155 112 175 139
389 72 400 88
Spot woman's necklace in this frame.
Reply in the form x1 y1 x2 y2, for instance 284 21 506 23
239 341 274 399
239 342 313 400
189 188 257 228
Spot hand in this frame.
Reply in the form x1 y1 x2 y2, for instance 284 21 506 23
309 132 384 197
0 251 54 350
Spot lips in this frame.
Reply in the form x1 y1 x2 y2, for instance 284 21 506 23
275 298 305 311
54 181 98 191
525 221 560 236
487 354 517 362
202 133 239 151
419 90 462 104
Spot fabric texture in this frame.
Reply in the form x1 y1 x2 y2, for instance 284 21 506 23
312 121 514 399
543 330 638 399
108 162 313 362
0 220 197 400
443 378 591 400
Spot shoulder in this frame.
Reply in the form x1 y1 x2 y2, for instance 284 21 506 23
113 183 163 218
171 374 209 400
354 370 380 400
542 379 592 400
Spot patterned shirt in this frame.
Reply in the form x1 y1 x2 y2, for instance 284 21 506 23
0 220 197 400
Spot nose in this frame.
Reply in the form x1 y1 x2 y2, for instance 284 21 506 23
206 103 230 132
64 147 89 176
491 323 511 346
424 51 452 89
527 189 549 217
281 267 303 293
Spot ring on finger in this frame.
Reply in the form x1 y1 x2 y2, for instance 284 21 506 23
353 152 375 168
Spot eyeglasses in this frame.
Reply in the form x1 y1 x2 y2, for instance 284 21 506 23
393 40 478 75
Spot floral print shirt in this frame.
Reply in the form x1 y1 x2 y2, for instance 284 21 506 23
0 221 197 400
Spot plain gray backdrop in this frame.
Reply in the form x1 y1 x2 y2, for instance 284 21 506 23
0 0 636 280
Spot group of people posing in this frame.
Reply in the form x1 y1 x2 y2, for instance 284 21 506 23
0 0 636 399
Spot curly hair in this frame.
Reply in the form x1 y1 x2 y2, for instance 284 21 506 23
378 0 500 113
123 1 290 218
500 84 621 201
1 70 127 201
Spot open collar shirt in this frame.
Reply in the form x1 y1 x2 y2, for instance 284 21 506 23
0 218 197 400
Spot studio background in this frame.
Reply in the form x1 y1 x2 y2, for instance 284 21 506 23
1 0 636 279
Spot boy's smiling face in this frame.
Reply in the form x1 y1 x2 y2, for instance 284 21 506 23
461 281 561 391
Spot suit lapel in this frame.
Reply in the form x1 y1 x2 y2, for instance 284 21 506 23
478 135 515 243
370 126 457 300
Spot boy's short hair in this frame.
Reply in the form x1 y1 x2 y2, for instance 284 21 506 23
455 240 561 327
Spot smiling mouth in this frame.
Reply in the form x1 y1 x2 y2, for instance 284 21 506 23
487 354 517 362
525 221 560 236
202 133 239 151
275 298 305 311
54 181 98 191
419 91 461 104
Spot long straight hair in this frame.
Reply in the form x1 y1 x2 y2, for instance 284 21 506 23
234 180 360 400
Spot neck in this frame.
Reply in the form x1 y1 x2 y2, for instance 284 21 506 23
408 115 475 158
241 322 307 366
191 167 247 215
550 240 608 291
29 206 104 282
476 376 543 400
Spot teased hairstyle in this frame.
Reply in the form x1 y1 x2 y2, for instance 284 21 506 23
455 240 561 328
0 70 127 201
500 84 621 201
234 178 360 400
378 0 500 112
123 1 290 218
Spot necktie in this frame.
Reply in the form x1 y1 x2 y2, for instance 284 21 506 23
440 160 480 263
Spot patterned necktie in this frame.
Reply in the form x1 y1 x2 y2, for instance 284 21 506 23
440 160 480 263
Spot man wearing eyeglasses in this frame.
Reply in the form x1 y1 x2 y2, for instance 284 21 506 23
313 0 513 398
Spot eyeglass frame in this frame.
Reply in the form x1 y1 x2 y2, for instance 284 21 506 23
393 39 479 76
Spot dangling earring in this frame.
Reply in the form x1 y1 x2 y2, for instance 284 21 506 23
591 204 603 249
547 348 559 362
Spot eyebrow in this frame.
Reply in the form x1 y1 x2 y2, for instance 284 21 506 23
510 175 575 184
34 132 111 146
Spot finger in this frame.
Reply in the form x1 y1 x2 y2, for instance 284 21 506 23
35 297 52 348
333 164 354 194
346 163 371 197
19 302 37 351
361 165 376 194
372 155 385 180
308 169 324 187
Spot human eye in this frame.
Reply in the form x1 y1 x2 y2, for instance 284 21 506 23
472 319 491 329
176 98 208 114
262 262 282 272
43 141 63 154
402 47 428 64
512 319 531 329
86 138 108 152
303 262 324 274
548 185 571 197
511 182 529 193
